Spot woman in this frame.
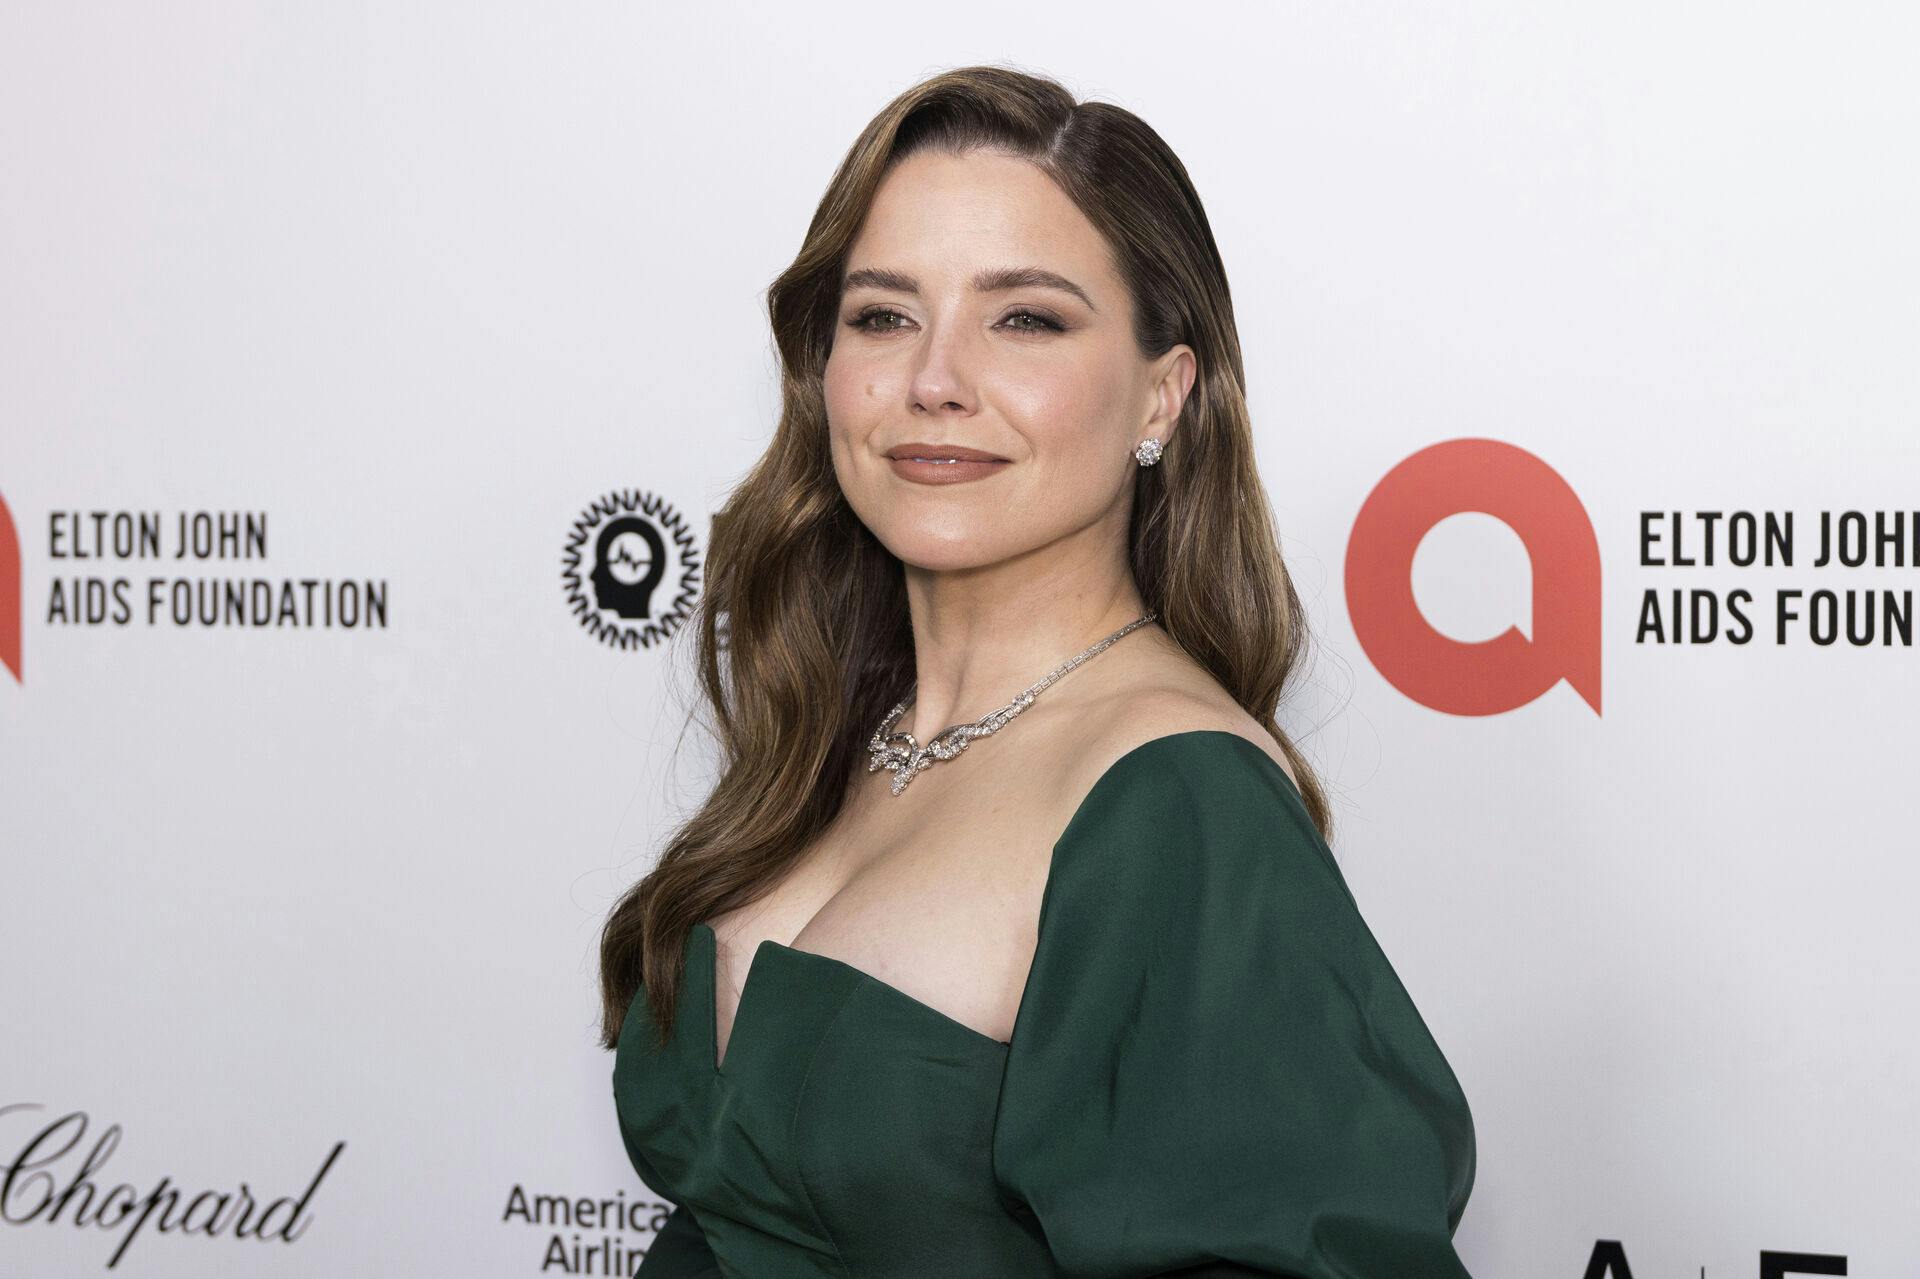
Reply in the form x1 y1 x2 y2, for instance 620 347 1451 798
600 65 1477 1277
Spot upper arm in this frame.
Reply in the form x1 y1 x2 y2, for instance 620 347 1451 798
992 731 1474 1278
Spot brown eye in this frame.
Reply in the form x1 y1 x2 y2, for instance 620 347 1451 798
1002 310 1065 333
849 308 908 332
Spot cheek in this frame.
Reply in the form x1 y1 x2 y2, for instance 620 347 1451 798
823 353 889 436
1001 359 1129 462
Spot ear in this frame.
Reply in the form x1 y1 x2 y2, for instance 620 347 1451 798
1140 344 1198 450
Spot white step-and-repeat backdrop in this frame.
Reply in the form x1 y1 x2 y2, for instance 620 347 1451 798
6 3 1916 1276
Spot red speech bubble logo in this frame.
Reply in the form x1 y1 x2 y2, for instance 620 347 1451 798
0 490 19 684
1345 438 1600 715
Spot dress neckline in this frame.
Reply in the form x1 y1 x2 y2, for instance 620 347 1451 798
696 920 1008 1074
698 729 1305 1075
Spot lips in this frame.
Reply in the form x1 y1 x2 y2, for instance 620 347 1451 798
883 442 1009 463
884 443 1010 487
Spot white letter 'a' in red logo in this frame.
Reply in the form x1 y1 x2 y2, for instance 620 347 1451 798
1344 439 1600 716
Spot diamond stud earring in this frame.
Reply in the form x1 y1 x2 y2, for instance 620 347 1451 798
1134 438 1163 466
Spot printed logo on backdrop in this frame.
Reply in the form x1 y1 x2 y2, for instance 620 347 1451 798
1 1101 346 1270
1345 437 1917 716
561 489 702 650
0 490 20 683
1581 1239 1848 1278
500 1183 672 1275
1 501 391 668
1346 439 1601 716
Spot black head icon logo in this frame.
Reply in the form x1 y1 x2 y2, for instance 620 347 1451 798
589 515 669 619
562 488 700 649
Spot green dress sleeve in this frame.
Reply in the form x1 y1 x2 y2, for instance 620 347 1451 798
992 732 1478 1278
634 1204 724 1278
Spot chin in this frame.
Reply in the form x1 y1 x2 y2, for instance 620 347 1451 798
879 527 1019 573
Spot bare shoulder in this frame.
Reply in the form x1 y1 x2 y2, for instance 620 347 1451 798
1070 684 1302 794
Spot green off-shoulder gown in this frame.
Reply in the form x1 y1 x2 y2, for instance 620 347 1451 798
611 730 1477 1277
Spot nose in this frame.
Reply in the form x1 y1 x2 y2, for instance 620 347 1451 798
906 316 979 418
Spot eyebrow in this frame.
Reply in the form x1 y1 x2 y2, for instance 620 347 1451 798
841 265 1097 312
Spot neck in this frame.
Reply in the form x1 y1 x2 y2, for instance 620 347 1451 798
895 534 1151 744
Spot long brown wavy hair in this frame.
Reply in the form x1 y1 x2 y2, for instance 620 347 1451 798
598 64 1333 1051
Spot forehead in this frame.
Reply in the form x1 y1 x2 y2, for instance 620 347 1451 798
846 148 1118 293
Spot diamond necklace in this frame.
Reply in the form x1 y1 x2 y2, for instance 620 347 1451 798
864 610 1160 797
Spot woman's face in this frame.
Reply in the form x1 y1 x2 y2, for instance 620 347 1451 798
824 147 1192 573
